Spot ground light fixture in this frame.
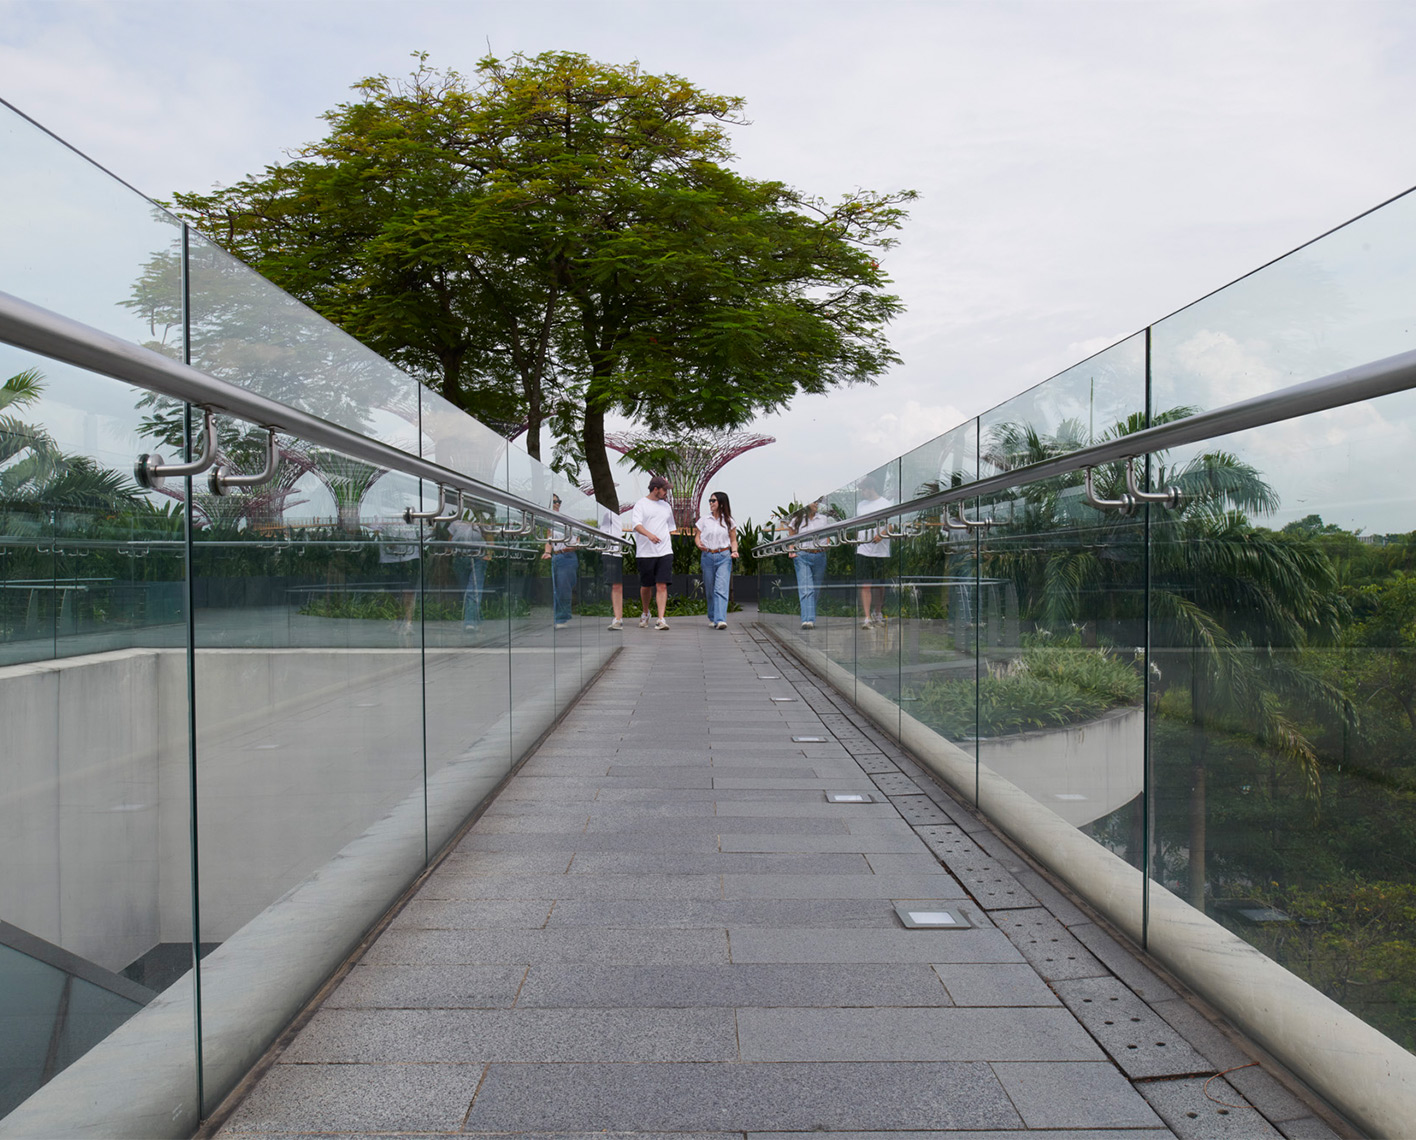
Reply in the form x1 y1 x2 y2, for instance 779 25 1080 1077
894 903 972 929
826 792 875 803
791 735 829 743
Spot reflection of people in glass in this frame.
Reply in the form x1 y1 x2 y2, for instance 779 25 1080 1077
854 475 893 628
788 499 831 629
451 511 490 631
695 490 738 630
378 519 421 635
543 494 578 629
600 500 625 631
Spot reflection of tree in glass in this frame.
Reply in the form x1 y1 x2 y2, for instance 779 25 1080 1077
124 230 393 435
979 411 1350 909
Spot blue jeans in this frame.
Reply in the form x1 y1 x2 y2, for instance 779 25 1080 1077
461 556 487 626
794 551 826 623
551 551 578 623
701 550 731 625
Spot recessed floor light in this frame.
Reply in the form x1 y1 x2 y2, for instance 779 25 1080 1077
757 674 780 680
1054 793 1087 801
895 903 972 929
826 792 874 803
792 735 829 743
770 696 797 702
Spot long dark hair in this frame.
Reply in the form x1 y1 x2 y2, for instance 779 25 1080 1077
708 490 733 528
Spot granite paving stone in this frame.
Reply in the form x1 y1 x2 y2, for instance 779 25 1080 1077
282 1007 739 1063
567 851 875 874
736 1007 1104 1062
386 898 557 930
461 1061 1024 1132
1137 1076 1282 1138
1071 921 1180 1003
418 873 726 901
991 908 1109 979
547 898 901 928
323 964 528 1009
1052 976 1211 1078
747 1133 1175 1140
722 872 966 900
718 833 931 854
516 962 952 1008
727 925 1025 964
931 963 1062 1006
989 1061 1165 1129
361 927 730 966
220 1062 482 1134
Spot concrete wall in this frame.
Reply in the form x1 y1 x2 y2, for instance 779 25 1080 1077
0 644 575 971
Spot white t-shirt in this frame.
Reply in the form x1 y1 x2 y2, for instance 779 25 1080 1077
855 494 893 558
696 514 732 550
599 504 625 558
629 495 676 558
795 512 832 551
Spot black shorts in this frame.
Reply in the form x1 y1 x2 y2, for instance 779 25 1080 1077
855 554 891 581
638 554 673 587
601 554 623 586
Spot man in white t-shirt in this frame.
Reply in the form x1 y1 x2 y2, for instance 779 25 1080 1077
629 475 676 630
854 475 893 628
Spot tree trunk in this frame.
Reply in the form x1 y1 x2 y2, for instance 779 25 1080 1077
581 376 618 510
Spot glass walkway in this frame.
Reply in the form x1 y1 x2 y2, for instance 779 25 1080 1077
3 95 1416 1138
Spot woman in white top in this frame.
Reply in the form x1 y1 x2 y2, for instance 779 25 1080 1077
695 490 738 630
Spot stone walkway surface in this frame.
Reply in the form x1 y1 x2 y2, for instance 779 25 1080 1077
214 621 1346 1139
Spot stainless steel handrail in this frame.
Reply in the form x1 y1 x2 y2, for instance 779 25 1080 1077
0 290 628 547
755 344 1416 555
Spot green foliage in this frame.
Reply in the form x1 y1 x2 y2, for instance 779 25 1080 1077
169 52 914 506
299 591 530 621
1240 880 1416 1048
913 642 1141 738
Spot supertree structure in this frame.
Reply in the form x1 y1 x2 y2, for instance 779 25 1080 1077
602 429 775 528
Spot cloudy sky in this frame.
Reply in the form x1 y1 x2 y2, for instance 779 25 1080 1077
4 0 1416 524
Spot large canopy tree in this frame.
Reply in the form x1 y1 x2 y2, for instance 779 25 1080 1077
170 52 913 508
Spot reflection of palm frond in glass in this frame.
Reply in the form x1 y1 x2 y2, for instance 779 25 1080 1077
2 369 142 524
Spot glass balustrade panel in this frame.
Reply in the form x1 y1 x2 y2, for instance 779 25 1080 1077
979 334 1146 480
1152 186 1416 414
974 336 1148 881
184 232 420 445
896 422 980 759
0 103 185 348
1148 392 1416 1052
0 352 195 1123
192 457 427 1114
972 466 1149 873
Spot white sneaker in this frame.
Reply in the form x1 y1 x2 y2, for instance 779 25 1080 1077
608 618 622 631
554 620 570 629
860 618 873 629
655 617 670 630
801 621 814 630
638 614 649 628
716 621 728 630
